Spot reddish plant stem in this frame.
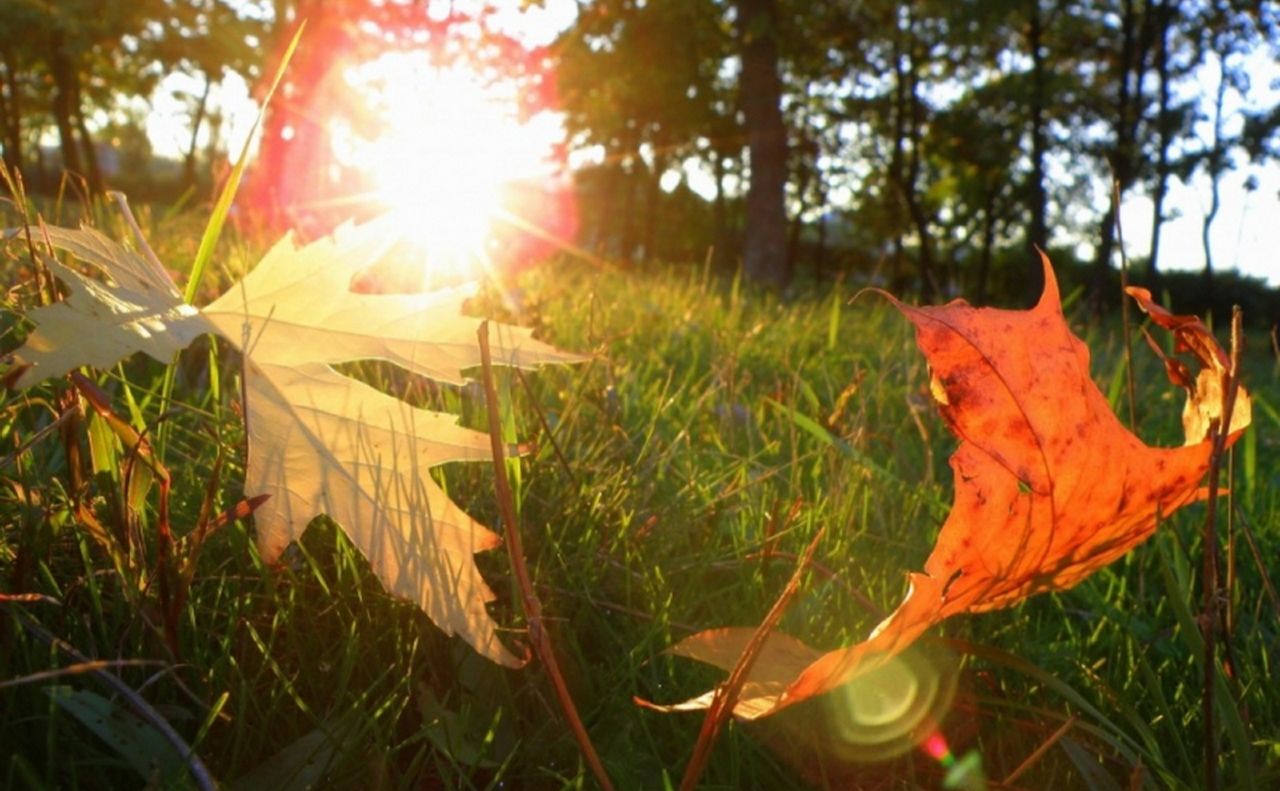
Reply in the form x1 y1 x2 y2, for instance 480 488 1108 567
477 322 615 791
678 526 825 791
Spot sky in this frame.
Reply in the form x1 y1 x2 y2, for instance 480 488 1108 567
141 3 1280 287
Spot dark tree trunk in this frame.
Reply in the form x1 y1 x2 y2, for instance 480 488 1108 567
72 80 102 192
184 74 213 192
1093 0 1153 309
976 188 997 303
0 44 22 174
888 15 935 300
736 0 790 288
786 161 812 272
815 194 828 278
904 40 936 300
642 152 665 262
49 35 83 180
619 145 639 265
595 160 621 256
1026 0 1049 301
712 149 728 266
1147 0 1172 286
1202 55 1229 293
888 33 907 293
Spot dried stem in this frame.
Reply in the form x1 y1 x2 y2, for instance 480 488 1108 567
1113 180 1139 432
477 321 615 791
515 366 578 488
1200 305 1245 791
678 526 825 791
1002 714 1078 785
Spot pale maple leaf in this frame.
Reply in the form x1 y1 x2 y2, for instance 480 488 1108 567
642 253 1251 719
6 225 214 385
6 215 580 666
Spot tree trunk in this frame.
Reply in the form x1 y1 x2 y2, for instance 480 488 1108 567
1026 0 1048 301
72 79 102 192
736 0 790 288
184 74 213 192
1092 0 1152 309
786 161 812 273
49 34 84 180
619 147 639 264
712 149 728 267
594 160 620 256
888 32 907 293
1202 56 1229 293
815 194 828 278
0 44 22 174
1147 0 1171 286
642 152 665 262
889 14 935 300
976 187 997 303
903 35 936 300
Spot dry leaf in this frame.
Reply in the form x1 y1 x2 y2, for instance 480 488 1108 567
6 225 213 386
7 215 579 666
1125 285 1250 443
647 252 1250 719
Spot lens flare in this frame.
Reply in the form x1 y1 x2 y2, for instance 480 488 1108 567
817 646 957 762
921 728 987 790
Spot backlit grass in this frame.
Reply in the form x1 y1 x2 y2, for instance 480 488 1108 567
2 210 1278 789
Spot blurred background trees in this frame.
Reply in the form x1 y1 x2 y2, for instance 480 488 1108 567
1 0 1278 312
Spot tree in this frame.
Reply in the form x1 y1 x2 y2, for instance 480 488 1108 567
0 1 168 191
146 0 265 192
736 0 790 287
556 0 731 263
1188 0 1261 291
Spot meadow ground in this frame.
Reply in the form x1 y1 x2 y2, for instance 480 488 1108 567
1 206 1278 789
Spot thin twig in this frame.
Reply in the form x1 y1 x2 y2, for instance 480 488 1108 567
515 366 578 488
477 321 616 791
1002 714 1078 785
678 526 826 791
708 550 883 619
1113 180 1138 431
0 403 77 469
0 593 61 605
1200 306 1245 791
11 608 218 791
1230 502 1280 622
0 659 167 691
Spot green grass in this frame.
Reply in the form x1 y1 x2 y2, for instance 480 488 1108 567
2 211 1278 789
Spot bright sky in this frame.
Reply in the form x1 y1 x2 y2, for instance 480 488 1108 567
141 3 1280 287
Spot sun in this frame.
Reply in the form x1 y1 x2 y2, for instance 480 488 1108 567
332 53 562 281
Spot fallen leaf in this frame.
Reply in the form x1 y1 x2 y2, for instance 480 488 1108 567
5 225 213 387
7 215 580 666
1125 284 1250 443
647 252 1250 719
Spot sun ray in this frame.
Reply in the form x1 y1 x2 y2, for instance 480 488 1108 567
330 52 567 284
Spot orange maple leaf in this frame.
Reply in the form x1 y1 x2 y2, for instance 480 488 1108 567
643 252 1251 720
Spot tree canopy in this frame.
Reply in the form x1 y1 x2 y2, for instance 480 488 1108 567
3 0 1278 306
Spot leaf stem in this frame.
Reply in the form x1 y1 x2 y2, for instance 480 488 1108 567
477 321 615 791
